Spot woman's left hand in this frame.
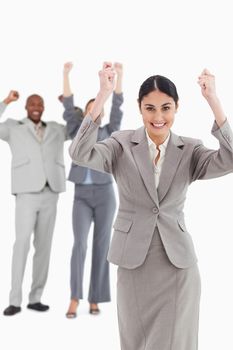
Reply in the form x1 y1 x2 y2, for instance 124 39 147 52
198 69 217 101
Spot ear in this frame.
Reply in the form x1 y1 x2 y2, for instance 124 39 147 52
175 102 179 113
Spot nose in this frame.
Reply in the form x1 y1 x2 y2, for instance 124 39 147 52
153 110 164 120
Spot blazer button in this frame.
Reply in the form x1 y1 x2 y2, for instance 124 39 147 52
152 207 159 214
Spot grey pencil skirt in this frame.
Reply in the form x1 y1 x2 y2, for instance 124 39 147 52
117 228 201 350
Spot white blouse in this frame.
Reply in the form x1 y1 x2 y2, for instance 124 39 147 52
146 130 170 188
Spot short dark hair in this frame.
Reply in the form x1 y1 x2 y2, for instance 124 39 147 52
26 94 44 105
84 98 95 114
138 75 179 106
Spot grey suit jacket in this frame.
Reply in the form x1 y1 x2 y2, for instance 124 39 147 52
0 102 69 194
69 114 233 269
63 92 123 184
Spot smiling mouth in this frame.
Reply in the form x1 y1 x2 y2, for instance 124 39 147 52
150 122 166 129
32 111 40 116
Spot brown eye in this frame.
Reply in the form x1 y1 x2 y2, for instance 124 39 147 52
146 107 154 112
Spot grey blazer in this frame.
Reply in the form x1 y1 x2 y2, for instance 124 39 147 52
0 102 69 194
69 114 233 269
63 92 123 184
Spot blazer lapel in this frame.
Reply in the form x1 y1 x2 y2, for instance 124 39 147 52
20 118 39 142
42 121 49 142
131 127 159 206
21 118 48 143
158 132 184 203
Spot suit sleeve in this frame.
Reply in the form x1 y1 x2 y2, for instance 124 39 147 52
62 95 84 139
0 102 10 141
105 92 123 135
69 114 121 174
190 119 233 181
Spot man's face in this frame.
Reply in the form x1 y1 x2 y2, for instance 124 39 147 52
25 95 44 124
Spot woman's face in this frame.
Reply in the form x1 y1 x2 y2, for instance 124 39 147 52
139 89 178 144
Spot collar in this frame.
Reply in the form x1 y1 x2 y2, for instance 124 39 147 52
145 129 170 152
23 118 46 127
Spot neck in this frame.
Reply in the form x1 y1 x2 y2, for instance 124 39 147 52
28 117 41 125
147 131 170 146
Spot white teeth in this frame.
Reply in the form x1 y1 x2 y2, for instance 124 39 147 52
152 122 165 127
33 111 39 115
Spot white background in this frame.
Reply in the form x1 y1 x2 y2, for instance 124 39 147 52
0 0 233 349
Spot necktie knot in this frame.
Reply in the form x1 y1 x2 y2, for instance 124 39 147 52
35 122 43 141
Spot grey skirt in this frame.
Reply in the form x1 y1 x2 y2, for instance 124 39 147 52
117 228 201 350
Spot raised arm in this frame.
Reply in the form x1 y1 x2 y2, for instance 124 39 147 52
114 62 123 94
62 62 84 138
191 69 233 181
63 62 73 97
90 62 115 121
105 62 124 134
0 90 19 141
69 62 120 174
198 69 226 127
3 90 19 106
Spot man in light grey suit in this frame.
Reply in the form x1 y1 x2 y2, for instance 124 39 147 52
0 91 69 316
68 63 233 349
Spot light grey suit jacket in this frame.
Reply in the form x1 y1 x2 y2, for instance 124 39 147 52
69 114 233 269
0 102 69 194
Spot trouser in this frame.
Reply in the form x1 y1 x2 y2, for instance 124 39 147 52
70 183 116 303
9 186 58 306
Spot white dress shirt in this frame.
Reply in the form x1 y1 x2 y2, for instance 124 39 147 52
27 119 45 142
146 130 170 188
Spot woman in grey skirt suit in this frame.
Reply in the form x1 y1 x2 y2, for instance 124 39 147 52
68 62 233 349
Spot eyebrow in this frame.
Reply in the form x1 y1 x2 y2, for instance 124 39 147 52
144 102 172 107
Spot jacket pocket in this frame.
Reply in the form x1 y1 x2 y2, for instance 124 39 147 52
113 217 133 233
12 157 30 168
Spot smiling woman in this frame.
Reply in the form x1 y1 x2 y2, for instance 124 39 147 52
1 0 233 349
138 75 179 145
68 63 233 350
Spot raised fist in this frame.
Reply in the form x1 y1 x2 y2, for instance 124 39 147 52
98 62 115 96
63 62 73 74
198 69 216 100
4 90 19 105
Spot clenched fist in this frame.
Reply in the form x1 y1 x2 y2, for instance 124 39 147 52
4 90 19 105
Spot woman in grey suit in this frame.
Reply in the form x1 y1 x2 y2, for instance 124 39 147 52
61 62 123 318
68 63 233 349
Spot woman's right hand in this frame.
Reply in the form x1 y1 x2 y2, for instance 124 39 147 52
98 62 115 99
89 62 115 121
